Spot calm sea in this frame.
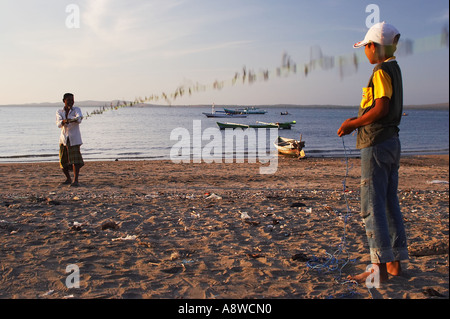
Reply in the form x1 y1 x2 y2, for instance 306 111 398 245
0 104 448 163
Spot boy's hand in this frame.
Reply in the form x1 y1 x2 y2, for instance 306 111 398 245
337 117 357 137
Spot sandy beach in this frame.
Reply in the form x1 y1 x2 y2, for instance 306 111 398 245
0 155 448 300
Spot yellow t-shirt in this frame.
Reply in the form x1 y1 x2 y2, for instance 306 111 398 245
360 57 395 109
356 56 403 149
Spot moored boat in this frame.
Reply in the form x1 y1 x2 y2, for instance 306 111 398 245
202 103 248 118
223 107 267 114
202 112 247 118
258 121 296 129
216 121 296 130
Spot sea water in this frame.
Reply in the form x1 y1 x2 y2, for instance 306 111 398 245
0 104 448 163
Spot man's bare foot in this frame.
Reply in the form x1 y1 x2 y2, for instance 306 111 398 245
61 179 72 185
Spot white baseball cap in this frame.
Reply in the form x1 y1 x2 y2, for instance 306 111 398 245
354 22 400 48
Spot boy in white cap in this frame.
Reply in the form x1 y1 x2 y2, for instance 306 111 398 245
338 22 408 283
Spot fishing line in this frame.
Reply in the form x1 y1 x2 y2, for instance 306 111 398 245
306 136 359 297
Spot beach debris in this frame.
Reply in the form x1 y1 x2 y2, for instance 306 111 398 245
7 203 22 209
422 287 446 298
161 266 184 274
290 202 306 207
138 241 151 248
72 222 83 230
46 198 61 205
426 180 449 184
205 193 222 200
40 289 55 297
170 251 180 260
101 220 120 230
247 253 265 259
72 196 81 201
190 211 200 218
112 234 137 241
240 211 250 219
239 211 260 226
170 250 196 261
291 252 309 262
70 221 88 231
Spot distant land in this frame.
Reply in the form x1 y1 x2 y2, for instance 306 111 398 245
1 101 448 110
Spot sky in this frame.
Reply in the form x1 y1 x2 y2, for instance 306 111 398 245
0 0 448 106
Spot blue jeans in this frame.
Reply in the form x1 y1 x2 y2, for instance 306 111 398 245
360 136 409 264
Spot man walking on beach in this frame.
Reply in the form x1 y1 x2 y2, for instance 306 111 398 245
337 22 409 284
56 93 84 187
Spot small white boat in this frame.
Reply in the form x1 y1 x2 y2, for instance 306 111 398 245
274 136 306 158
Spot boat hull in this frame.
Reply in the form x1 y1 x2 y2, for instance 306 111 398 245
216 122 275 129
216 122 295 129
202 113 247 118
274 136 306 158
223 108 267 114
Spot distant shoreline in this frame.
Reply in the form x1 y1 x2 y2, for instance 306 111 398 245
1 102 449 110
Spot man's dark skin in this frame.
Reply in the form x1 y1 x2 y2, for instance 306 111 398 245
61 95 81 186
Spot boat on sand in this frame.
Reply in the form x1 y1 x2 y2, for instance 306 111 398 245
274 136 306 158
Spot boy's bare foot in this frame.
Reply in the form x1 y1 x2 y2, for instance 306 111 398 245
347 271 373 283
347 263 389 284
386 261 402 276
